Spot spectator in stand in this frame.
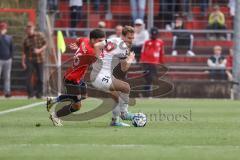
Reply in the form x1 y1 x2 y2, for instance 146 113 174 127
132 19 149 62
22 22 47 99
130 0 146 22
69 0 83 37
226 48 233 81
109 25 123 38
228 0 235 17
159 0 177 30
98 21 106 29
182 0 193 19
140 27 164 97
47 0 58 12
199 0 208 16
207 45 227 80
207 4 226 40
93 0 108 14
171 16 195 56
0 22 14 98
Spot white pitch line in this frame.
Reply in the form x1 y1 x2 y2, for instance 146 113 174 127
0 144 240 149
0 102 45 115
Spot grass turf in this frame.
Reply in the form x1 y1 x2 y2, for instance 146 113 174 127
0 98 240 160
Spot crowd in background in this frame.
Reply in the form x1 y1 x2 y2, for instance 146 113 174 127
0 0 235 97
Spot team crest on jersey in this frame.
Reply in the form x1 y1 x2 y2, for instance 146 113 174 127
73 56 80 68
105 42 115 52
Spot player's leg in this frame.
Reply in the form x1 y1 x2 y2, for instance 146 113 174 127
48 81 86 126
110 78 135 121
110 91 130 127
56 101 81 117
91 73 133 125
109 77 130 94
49 99 82 127
47 94 81 112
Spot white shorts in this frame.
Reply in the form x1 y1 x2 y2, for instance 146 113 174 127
91 70 113 91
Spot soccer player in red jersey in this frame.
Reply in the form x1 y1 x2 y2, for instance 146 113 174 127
47 29 106 126
140 27 165 97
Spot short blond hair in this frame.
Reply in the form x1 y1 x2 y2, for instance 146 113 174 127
122 25 134 36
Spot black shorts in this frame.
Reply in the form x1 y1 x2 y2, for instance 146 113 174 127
64 79 87 96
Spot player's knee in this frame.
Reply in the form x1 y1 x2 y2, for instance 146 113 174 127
111 94 119 103
123 83 130 94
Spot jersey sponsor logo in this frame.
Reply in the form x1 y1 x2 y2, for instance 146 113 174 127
73 55 80 68
105 42 116 52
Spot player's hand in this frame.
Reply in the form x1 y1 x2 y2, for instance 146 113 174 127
126 51 135 63
129 51 135 60
69 42 78 51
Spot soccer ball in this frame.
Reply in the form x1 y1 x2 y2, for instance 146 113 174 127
132 113 147 127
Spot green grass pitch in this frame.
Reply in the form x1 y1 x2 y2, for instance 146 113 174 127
0 98 240 160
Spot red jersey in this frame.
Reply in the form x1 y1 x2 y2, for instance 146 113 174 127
140 39 164 64
64 38 96 83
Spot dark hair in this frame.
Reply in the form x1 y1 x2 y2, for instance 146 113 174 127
150 27 159 35
90 29 106 39
122 26 134 36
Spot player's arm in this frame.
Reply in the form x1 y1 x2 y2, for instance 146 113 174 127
21 52 27 70
22 40 27 70
120 51 135 72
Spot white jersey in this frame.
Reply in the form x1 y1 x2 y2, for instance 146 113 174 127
90 38 129 91
92 37 128 73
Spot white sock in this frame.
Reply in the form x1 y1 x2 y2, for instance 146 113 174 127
118 92 129 114
112 103 120 120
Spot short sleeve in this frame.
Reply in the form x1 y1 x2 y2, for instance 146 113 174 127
118 49 128 59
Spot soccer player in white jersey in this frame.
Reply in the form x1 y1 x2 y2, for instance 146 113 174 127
90 26 136 127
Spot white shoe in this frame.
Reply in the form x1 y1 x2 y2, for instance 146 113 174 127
49 112 63 127
186 50 195 56
46 97 56 112
172 50 178 56
110 121 130 127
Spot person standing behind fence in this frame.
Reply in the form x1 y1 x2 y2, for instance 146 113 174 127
22 22 47 99
0 22 13 98
69 0 82 37
109 25 123 39
130 0 146 22
132 19 149 62
140 27 165 97
158 0 176 30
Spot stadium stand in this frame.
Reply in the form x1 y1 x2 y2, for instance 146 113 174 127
0 0 234 98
